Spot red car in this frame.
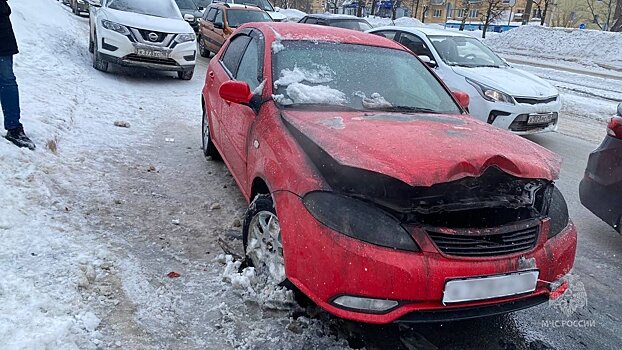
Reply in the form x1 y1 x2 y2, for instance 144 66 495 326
201 23 577 324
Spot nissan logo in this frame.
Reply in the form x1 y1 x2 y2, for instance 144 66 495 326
148 32 159 42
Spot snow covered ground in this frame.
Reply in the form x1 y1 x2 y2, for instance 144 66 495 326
2 1 621 349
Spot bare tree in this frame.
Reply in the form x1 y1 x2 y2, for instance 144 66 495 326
391 0 401 19
612 0 622 31
522 0 533 24
458 0 471 31
357 0 366 16
533 0 553 25
481 0 505 38
410 0 420 19
325 0 341 13
587 0 616 30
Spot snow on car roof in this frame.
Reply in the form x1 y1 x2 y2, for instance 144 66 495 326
372 26 472 38
241 22 405 49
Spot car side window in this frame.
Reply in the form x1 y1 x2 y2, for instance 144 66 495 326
305 18 318 24
215 10 224 26
221 35 251 76
206 8 217 21
399 32 434 58
373 31 397 40
235 37 261 90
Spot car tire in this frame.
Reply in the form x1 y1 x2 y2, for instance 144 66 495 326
92 32 109 72
88 34 94 53
201 109 220 160
198 36 211 58
242 194 287 286
178 69 194 80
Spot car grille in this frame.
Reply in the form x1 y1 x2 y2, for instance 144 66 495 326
427 226 539 257
124 54 178 66
514 96 558 105
135 29 168 43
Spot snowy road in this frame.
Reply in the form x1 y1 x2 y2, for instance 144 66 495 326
2 1 621 349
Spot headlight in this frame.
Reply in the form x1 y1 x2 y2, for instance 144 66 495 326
466 78 515 104
303 191 419 252
547 186 569 238
101 19 130 36
175 33 196 43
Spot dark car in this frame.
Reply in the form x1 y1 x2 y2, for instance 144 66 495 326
298 14 372 31
175 0 204 31
580 103 622 233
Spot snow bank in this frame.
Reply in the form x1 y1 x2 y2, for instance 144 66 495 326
485 26 622 70
366 16 425 28
280 8 306 22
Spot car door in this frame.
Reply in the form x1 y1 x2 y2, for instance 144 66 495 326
207 34 250 159
219 33 263 190
397 32 435 61
199 7 218 51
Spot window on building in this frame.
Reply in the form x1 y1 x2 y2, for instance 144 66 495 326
457 9 464 18
433 9 442 18
469 9 478 18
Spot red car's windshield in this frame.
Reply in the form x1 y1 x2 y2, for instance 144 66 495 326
272 41 461 114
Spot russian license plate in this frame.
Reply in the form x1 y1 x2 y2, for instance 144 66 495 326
136 48 168 59
443 270 539 304
527 113 555 124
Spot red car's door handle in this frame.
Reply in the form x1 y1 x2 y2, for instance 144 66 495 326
208 71 215 79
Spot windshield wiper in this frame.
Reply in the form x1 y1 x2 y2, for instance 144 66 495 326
366 106 439 114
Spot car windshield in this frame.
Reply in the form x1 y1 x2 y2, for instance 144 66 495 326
428 35 508 68
174 0 198 10
107 0 182 19
226 10 273 27
272 41 461 114
237 0 275 12
330 19 372 31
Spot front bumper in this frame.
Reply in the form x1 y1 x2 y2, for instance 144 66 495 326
469 96 562 135
97 28 196 71
276 192 577 324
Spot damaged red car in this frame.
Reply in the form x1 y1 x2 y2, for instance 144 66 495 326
201 22 577 324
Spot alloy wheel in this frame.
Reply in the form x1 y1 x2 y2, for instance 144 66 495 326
246 211 286 284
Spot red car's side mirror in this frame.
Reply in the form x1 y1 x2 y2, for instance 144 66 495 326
219 81 252 105
452 90 470 110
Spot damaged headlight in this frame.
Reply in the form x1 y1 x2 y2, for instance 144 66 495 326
303 191 419 252
547 187 569 238
466 78 515 104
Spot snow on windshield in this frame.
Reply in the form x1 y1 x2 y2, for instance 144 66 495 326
273 65 347 105
108 0 182 19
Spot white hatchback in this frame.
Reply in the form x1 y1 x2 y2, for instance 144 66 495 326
368 26 561 134
88 0 197 80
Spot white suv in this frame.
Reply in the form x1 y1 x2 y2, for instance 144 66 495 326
88 0 197 80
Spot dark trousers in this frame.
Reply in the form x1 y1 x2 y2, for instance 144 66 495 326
0 55 21 131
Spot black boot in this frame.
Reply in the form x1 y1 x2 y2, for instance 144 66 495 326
5 126 36 150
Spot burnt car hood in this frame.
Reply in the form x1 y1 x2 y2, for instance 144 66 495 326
282 110 561 187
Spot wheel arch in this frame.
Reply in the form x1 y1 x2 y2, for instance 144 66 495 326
250 177 270 202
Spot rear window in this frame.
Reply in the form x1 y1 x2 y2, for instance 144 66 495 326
226 9 273 28
330 20 372 32
107 0 182 19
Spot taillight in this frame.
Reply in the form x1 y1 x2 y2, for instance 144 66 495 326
608 117 622 139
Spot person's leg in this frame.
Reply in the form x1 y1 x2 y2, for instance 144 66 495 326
0 55 22 131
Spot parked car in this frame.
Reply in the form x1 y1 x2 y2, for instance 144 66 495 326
204 0 287 21
69 0 89 15
201 22 577 324
580 103 622 233
299 13 372 31
197 3 272 57
88 0 197 80
368 26 562 134
174 0 204 32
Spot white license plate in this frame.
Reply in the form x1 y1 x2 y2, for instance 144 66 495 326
527 114 555 124
443 270 539 304
136 48 168 59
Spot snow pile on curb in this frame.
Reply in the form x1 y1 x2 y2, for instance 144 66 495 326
366 16 425 28
485 26 622 70
281 8 306 22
